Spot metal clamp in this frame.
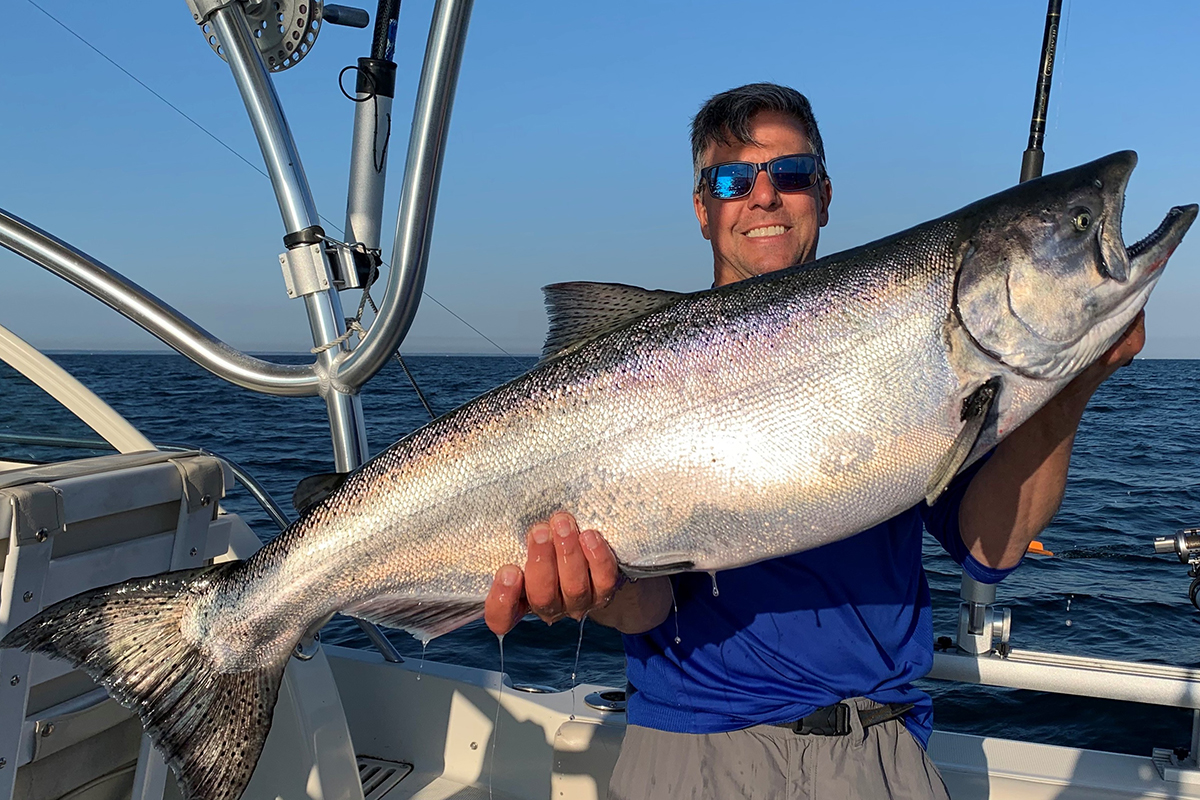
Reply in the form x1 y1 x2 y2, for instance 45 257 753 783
183 0 239 23
279 244 333 299
189 0 324 72
955 575 1012 656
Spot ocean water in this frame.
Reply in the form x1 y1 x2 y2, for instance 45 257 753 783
2 353 1199 757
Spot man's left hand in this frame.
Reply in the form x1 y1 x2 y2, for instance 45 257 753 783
958 311 1147 570
1062 310 1146 401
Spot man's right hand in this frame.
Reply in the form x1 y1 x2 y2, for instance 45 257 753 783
483 512 674 636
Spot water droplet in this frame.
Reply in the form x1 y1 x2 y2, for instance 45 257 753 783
571 615 587 686
1065 619 1073 627
1066 594 1073 612
570 615 587 721
416 639 429 681
709 571 720 597
670 578 681 645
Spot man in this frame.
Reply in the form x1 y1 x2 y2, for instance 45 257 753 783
484 83 1143 798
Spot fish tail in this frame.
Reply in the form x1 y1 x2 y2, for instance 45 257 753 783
1 563 285 800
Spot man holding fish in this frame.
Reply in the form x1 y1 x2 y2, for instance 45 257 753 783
484 83 1146 799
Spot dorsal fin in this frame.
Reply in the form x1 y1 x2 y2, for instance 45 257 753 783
541 281 687 359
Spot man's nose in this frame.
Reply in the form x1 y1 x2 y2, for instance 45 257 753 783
747 169 781 209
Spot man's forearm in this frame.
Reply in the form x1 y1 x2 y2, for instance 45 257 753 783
589 576 673 634
957 314 1145 570
958 384 1093 570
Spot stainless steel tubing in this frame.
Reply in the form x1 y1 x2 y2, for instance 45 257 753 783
929 648 1200 709
212 3 370 469
307 289 371 471
210 3 321 234
338 0 474 387
0 208 320 396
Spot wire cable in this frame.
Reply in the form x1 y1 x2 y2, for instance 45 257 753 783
24 0 269 182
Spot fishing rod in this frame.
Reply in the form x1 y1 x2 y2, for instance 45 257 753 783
1019 0 1063 183
955 0 1065 656
1015 0 1200 619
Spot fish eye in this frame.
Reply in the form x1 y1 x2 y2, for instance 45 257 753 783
1072 209 1092 232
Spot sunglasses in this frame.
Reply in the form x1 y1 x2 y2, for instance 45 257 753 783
698 153 823 200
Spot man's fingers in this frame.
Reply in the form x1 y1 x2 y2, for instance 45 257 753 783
1105 311 1146 367
1120 311 1147 364
524 522 564 622
484 565 527 636
579 528 621 606
551 513 593 619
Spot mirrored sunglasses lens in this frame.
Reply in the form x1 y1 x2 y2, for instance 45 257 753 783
711 163 755 198
770 156 819 192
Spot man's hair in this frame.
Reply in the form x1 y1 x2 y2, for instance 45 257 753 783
690 83 826 189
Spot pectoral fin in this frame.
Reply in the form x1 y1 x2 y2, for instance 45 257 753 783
924 378 1000 505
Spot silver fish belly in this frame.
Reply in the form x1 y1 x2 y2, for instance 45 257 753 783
4 151 1194 800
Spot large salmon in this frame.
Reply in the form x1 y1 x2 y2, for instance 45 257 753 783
3 151 1194 800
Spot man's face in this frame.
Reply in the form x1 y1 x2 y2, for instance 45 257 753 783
693 110 833 287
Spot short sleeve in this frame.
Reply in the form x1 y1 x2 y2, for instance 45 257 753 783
918 452 1020 584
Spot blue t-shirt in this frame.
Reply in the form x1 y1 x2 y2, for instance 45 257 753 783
622 459 1015 748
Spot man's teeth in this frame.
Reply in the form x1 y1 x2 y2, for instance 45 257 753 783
745 225 787 238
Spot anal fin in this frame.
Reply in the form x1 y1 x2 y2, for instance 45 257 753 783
342 595 485 642
925 377 1001 505
621 556 695 579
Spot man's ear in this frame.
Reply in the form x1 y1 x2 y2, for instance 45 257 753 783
818 177 832 228
693 191 712 241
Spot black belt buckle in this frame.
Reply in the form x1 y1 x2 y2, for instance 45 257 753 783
792 702 851 736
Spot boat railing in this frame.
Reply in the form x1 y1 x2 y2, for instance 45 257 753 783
0 0 475 474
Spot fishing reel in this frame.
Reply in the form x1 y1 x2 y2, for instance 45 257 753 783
185 0 369 72
1153 527 1200 611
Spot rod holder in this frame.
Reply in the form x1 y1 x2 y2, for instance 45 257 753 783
956 574 1011 656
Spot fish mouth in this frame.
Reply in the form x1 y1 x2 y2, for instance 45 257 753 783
1126 204 1198 276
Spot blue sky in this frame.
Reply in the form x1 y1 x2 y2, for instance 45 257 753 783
2 0 1197 356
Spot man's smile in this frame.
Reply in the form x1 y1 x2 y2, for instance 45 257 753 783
744 224 790 239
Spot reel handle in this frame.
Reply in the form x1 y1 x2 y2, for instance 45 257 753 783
324 5 371 28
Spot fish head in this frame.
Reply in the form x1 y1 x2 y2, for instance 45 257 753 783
954 150 1196 379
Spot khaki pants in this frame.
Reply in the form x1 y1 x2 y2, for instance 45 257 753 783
608 698 950 800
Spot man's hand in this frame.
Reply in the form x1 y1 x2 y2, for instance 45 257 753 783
484 513 621 635
1058 311 1145 405
484 512 675 636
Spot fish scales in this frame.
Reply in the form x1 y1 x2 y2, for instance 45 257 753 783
4 152 1194 800
202 219 971 667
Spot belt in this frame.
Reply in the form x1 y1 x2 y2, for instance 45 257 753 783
772 701 915 736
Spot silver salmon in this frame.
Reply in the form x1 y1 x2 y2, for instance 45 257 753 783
3 151 1194 800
